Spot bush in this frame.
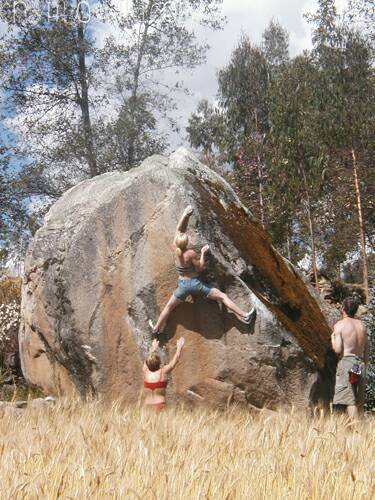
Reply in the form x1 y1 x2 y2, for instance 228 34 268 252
0 275 21 303
329 280 366 304
0 276 21 377
365 287 375 411
0 301 21 373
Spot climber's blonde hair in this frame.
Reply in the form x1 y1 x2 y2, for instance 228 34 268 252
174 232 188 257
146 352 161 372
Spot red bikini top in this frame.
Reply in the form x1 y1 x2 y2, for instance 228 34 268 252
144 370 168 390
144 379 168 390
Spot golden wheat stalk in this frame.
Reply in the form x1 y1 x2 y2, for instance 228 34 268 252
0 399 374 499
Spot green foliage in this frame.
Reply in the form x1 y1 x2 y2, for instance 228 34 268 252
0 150 26 269
0 276 21 377
262 19 289 68
95 97 167 172
98 0 225 170
217 35 269 150
364 288 375 410
268 54 325 198
187 100 224 157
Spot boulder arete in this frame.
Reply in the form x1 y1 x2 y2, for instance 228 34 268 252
20 148 336 408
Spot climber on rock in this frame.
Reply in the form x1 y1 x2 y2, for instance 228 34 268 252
149 205 255 335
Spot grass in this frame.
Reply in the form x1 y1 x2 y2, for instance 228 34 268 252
0 400 374 499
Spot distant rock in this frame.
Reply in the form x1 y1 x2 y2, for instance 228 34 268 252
30 397 55 409
0 396 55 414
0 405 23 418
15 400 28 408
20 148 336 408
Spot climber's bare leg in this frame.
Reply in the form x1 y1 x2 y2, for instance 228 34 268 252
207 288 247 319
151 294 182 333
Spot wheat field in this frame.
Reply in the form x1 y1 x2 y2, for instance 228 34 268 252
0 400 374 500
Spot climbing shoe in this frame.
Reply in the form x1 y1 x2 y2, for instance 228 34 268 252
148 319 164 336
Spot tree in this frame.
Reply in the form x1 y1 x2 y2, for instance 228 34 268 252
218 36 268 146
0 147 25 270
1 0 225 190
186 99 225 168
262 19 289 68
216 36 269 226
364 286 375 410
95 96 167 171
187 23 292 233
186 8 374 286
0 0 225 268
216 24 290 229
268 54 328 285
308 0 375 300
99 0 225 170
0 1 107 187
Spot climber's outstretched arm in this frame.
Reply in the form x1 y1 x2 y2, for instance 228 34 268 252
191 245 210 272
176 205 193 233
164 338 185 374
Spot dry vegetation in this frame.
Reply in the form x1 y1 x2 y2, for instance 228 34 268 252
0 401 374 499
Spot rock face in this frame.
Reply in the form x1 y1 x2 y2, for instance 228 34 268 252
20 148 336 408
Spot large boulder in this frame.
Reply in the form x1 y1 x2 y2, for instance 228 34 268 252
20 148 336 408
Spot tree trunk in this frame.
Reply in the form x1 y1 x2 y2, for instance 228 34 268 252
286 226 292 261
307 204 319 287
300 163 319 287
127 0 154 168
203 148 211 166
351 147 369 303
254 109 265 228
77 7 97 178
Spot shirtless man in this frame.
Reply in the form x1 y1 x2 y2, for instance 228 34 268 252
331 297 369 419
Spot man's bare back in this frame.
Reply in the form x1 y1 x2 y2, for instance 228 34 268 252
331 297 369 418
333 317 368 361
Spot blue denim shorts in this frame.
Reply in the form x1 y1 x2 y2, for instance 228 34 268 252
173 277 212 301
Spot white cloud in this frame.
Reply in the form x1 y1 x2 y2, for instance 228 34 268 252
0 21 7 36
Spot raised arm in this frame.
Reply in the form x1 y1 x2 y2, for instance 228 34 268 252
164 337 185 374
191 244 210 272
331 323 343 356
176 206 193 233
